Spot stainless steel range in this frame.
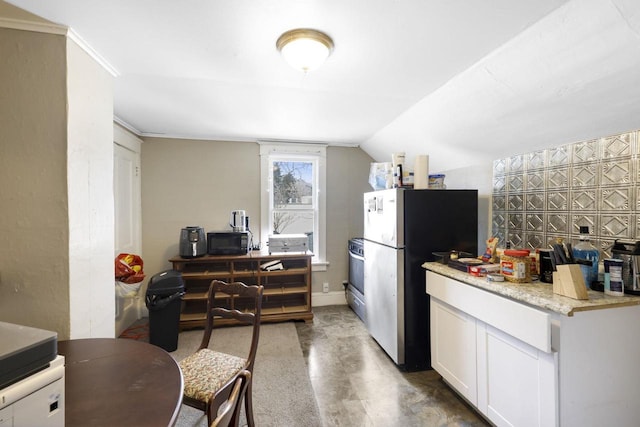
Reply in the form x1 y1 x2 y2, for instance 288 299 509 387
347 237 365 322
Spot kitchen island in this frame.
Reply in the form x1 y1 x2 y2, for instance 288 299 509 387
423 262 640 427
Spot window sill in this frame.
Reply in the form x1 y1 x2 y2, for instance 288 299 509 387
312 261 329 272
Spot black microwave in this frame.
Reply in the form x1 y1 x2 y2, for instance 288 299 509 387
207 231 249 255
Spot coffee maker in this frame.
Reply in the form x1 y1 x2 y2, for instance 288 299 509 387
179 226 207 258
611 239 640 295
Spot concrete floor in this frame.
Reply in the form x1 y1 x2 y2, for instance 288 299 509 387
295 305 491 427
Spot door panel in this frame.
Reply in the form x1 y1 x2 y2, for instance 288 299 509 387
431 298 477 405
364 240 403 364
477 322 557 427
363 189 403 247
114 143 141 255
114 142 142 335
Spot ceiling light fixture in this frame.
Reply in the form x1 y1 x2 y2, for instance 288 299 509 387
276 28 334 73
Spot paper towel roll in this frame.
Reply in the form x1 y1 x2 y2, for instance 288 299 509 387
414 155 429 189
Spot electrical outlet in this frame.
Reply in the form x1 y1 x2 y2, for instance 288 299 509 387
323 282 329 293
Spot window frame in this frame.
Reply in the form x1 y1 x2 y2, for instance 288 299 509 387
259 142 327 269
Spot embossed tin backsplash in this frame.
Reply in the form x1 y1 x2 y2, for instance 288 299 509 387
492 131 638 257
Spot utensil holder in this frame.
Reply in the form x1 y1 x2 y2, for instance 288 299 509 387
552 264 589 300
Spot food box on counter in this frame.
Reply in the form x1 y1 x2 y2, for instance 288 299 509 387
468 263 501 277
447 258 500 276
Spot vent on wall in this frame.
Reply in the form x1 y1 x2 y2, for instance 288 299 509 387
492 130 638 258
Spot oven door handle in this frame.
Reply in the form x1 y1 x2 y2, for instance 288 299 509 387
349 252 364 262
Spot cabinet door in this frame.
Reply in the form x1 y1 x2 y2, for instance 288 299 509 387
430 298 478 405
477 322 557 427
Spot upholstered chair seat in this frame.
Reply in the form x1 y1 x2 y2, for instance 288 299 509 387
180 350 246 403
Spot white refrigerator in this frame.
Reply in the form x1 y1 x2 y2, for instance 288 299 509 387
363 188 478 370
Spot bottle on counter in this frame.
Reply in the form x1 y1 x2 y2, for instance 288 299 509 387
572 226 599 289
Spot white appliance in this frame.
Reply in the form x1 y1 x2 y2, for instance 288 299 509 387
363 188 478 370
0 356 64 427
363 189 404 366
0 322 64 427
230 209 247 232
268 233 309 254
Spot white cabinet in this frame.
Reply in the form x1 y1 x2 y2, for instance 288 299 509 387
477 322 556 427
427 271 557 426
430 298 477 405
426 267 640 426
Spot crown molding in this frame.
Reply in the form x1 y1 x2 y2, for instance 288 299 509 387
258 138 359 148
67 28 119 77
136 133 360 147
113 116 142 137
138 132 258 143
114 122 143 153
0 16 66 35
0 17 119 77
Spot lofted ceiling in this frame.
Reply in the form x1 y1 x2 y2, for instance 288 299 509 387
5 0 640 171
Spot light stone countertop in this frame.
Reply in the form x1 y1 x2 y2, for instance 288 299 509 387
423 262 640 316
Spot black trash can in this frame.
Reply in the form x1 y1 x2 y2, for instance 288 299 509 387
145 270 184 352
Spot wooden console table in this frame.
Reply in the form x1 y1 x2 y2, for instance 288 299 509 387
169 251 313 329
58 338 183 427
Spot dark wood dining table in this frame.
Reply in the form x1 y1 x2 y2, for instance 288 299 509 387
58 338 183 427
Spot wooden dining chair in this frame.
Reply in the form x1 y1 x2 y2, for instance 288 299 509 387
209 370 251 427
179 280 263 427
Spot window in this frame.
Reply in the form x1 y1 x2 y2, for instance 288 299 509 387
260 143 326 267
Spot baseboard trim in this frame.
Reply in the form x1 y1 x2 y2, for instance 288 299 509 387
312 291 348 307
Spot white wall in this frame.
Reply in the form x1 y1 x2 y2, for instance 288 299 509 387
440 163 493 255
66 37 115 338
